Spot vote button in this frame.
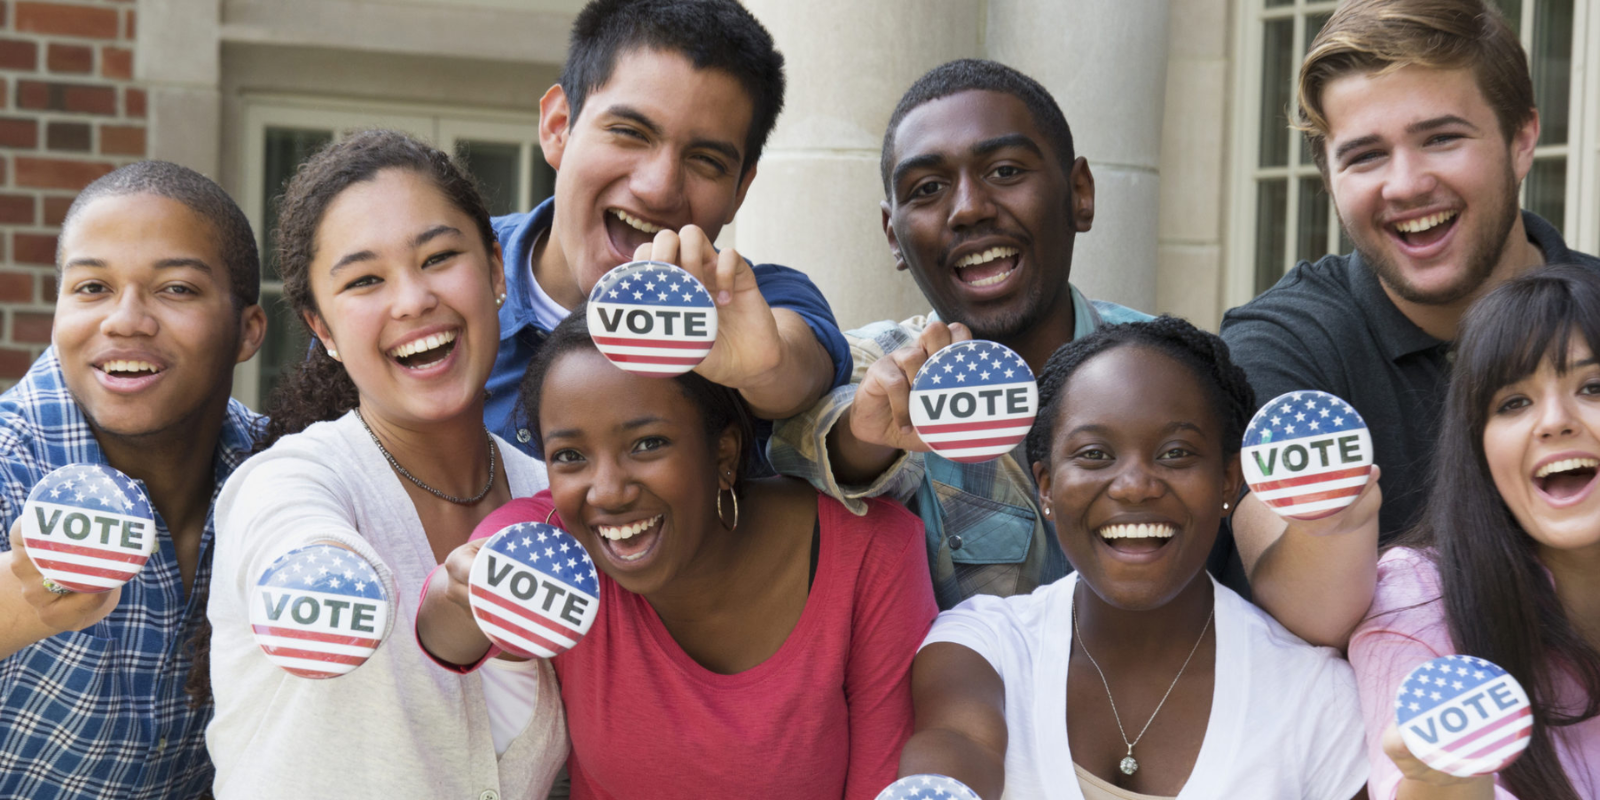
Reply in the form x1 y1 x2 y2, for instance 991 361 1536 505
586 260 718 377
20 464 156 594
1395 655 1532 777
468 521 600 659
874 775 980 800
908 340 1038 464
250 544 390 679
1241 390 1373 520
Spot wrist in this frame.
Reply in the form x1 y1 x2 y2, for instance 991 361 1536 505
828 407 901 486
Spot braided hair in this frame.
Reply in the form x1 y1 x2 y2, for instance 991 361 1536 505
1025 316 1256 469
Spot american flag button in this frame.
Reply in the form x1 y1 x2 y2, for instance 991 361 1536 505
874 774 981 800
20 464 156 594
1240 390 1374 520
908 340 1038 464
585 260 717 378
468 520 599 659
249 544 390 679
1395 655 1532 777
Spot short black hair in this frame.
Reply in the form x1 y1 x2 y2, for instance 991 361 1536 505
60 161 260 309
1025 316 1256 468
560 0 785 177
881 58 1076 197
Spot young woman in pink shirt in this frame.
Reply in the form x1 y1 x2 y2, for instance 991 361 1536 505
417 308 938 799
1350 265 1600 800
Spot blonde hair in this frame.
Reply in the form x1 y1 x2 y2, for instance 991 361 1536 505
1296 0 1533 173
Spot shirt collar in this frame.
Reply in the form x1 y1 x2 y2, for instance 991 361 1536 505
926 282 1099 338
497 196 558 342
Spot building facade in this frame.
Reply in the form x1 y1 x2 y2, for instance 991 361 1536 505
0 0 1589 409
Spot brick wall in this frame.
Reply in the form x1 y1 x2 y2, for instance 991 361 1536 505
0 0 141 384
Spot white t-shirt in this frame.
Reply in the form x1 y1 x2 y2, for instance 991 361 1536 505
922 574 1368 800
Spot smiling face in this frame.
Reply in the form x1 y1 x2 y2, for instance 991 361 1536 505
1321 65 1538 306
1483 333 1600 558
884 90 1090 341
304 168 505 428
53 194 264 439
1034 345 1242 610
539 346 740 595
537 47 758 307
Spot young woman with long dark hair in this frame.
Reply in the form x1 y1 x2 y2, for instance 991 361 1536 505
1350 264 1600 800
204 130 566 799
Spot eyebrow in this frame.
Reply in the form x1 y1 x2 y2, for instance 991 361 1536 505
1333 115 1480 163
542 415 669 442
1062 420 1205 439
892 134 1045 193
62 257 215 274
608 104 743 165
329 225 462 274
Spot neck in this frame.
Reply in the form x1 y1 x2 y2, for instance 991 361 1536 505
357 401 492 500
92 404 227 543
531 210 584 308
1074 571 1215 665
1386 214 1547 341
1539 543 1600 651
999 291 1077 376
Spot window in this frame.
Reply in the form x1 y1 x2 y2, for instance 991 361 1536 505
1229 0 1589 305
233 98 553 410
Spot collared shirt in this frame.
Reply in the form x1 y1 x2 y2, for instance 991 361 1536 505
0 349 260 800
769 286 1151 610
1221 211 1600 542
484 198 853 452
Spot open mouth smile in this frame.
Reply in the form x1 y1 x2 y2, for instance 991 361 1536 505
1096 522 1177 557
1531 455 1599 507
605 209 668 261
1387 209 1459 252
952 246 1020 288
386 329 458 370
593 514 664 565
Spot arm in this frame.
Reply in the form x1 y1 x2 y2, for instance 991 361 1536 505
827 322 971 485
415 539 495 667
0 519 120 659
898 643 1008 800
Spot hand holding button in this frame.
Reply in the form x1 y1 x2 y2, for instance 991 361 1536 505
588 258 718 378
250 543 391 679
1392 655 1532 778
1241 391 1376 522
907 340 1038 464
8 517 121 634
848 321 974 454
875 775 981 800
467 520 599 658
18 464 156 595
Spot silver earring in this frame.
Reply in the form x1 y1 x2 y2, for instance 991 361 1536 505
1043 507 1051 517
496 292 506 308
1222 501 1230 511
716 486 739 530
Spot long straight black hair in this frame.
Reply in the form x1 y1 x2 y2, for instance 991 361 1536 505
1396 264 1600 799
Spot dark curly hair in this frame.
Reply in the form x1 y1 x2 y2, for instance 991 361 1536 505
1025 316 1256 469
519 304 759 489
255 129 498 452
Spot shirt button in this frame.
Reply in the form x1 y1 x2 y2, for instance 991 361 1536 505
156 737 167 753
947 534 963 551
480 791 499 800
516 428 532 443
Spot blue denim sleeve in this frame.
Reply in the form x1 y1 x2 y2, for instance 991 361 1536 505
750 263 853 390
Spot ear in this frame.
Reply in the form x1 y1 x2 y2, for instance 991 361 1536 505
490 240 507 300
234 304 268 365
539 84 573 173
1070 157 1095 233
724 163 759 224
715 424 742 490
304 310 334 355
1222 454 1245 519
882 201 908 272
1032 459 1054 519
1511 108 1540 183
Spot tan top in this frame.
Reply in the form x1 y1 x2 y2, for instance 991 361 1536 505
1074 763 1178 800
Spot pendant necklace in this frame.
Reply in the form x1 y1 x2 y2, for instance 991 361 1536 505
1072 594 1213 776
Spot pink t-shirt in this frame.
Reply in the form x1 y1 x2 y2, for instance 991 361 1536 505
1349 547 1600 799
489 490 936 800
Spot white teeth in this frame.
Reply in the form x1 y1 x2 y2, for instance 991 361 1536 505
1394 210 1458 234
612 209 663 234
968 270 1012 287
1535 457 1600 479
1098 523 1177 540
387 330 458 360
954 246 1019 268
597 515 662 541
100 360 159 374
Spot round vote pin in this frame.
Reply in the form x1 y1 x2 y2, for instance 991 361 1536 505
20 464 156 594
1241 390 1374 520
468 520 600 659
586 260 718 377
908 340 1038 464
250 544 390 679
874 775 981 800
1396 655 1533 777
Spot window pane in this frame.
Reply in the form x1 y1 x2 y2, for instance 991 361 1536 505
262 128 334 281
257 290 311 408
1298 13 1333 165
1296 176 1331 264
1525 157 1566 233
531 145 555 207
455 140 522 216
1488 0 1522 36
1259 19 1294 168
1265 0 1292 6
1255 179 1289 294
1532 0 1573 147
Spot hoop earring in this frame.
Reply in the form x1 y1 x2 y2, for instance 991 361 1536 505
716 486 739 530
545 507 557 525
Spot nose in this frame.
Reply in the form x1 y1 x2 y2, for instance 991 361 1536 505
1105 457 1166 505
586 455 639 511
947 172 997 230
629 148 686 215
99 288 158 337
390 267 439 319
1381 147 1439 205
1533 394 1578 441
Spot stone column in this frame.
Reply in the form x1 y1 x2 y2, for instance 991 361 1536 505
734 0 984 331
985 0 1171 312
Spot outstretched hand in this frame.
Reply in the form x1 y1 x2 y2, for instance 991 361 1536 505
848 321 974 453
7 518 121 634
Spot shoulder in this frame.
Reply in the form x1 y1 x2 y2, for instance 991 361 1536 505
825 493 924 543
923 576 1067 666
1221 254 1364 336
1217 581 1356 685
844 317 926 361
1090 299 1153 325
491 208 538 242
221 415 360 499
1364 547 1445 624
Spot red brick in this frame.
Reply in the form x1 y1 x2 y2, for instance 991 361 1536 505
0 346 35 380
42 194 70 225
12 231 54 264
15 79 44 109
123 86 142 117
39 272 55 300
17 80 115 114
0 78 9 110
0 270 30 302
0 193 31 223
15 3 119 39
12 310 52 343
0 116 35 148
15 155 111 189
45 120 88 151
0 2 8 28
46 43 91 74
123 9 133 39
98 123 139 155
100 46 129 80
0 38 37 71
0 156 9 185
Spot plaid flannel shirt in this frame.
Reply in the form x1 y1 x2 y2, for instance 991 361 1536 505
0 349 260 800
769 285 1150 610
